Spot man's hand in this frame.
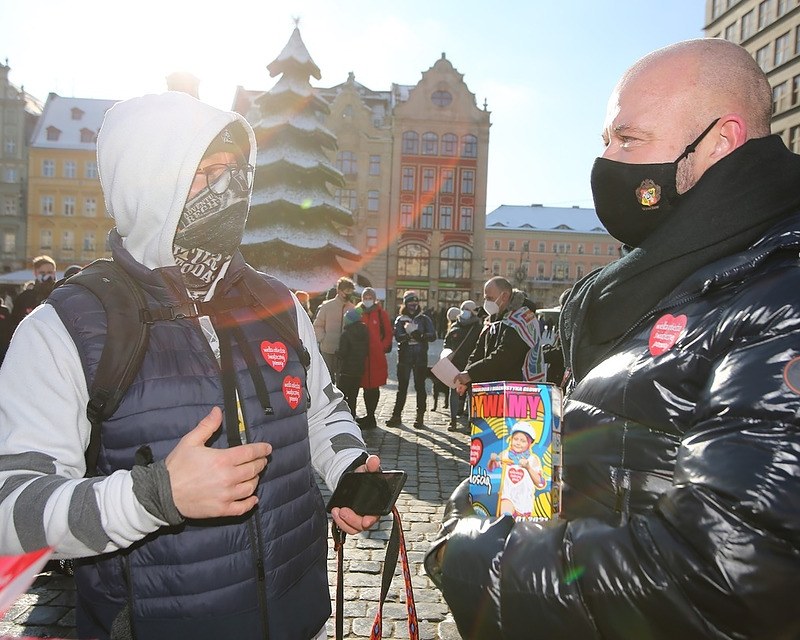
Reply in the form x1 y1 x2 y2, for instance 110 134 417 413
330 454 383 535
455 371 471 396
165 407 272 519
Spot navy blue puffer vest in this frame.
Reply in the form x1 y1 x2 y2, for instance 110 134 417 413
49 252 329 640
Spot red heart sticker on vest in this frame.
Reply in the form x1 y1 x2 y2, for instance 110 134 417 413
469 438 483 467
508 467 524 484
261 341 288 372
282 375 302 409
648 313 687 357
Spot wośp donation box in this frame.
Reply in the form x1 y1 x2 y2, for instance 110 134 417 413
468 382 562 522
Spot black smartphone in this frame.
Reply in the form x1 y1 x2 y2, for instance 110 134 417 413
326 470 407 516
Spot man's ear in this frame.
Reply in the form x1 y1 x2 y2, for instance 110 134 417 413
711 114 747 160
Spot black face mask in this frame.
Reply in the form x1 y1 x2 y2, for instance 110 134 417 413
590 118 719 247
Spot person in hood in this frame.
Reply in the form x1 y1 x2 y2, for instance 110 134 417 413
0 92 380 640
426 39 800 639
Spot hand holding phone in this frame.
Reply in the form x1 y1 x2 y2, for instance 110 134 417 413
327 470 407 516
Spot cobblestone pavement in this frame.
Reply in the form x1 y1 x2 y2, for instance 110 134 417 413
1 339 471 639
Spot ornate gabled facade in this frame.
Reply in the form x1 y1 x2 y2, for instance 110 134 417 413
0 62 42 274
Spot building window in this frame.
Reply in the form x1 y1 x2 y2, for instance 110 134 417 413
83 232 96 251
3 231 15 253
539 242 546 252
441 133 457 156
402 167 415 191
41 196 54 215
440 245 472 279
594 244 601 255
492 261 500 275
369 155 380 175
85 161 98 179
459 206 473 231
440 205 453 230
4 197 17 216
431 90 452 107
441 168 454 193
366 228 378 252
576 264 585 279
461 169 475 194
422 132 438 155
64 196 76 216
402 131 419 155
461 134 478 158
493 239 500 250
84 197 97 217
80 128 95 143
608 245 616 256
724 22 737 42
796 25 800 55
400 203 413 228
506 260 516 277
758 0 773 29
64 160 76 179
553 261 570 281
522 240 530 251
792 75 800 106
775 31 791 66
367 190 379 212
4 137 16 155
62 230 74 250
421 205 434 229
712 0 723 18
577 244 585 254
773 81 788 113
509 240 516 252
336 151 357 176
397 243 429 277
40 229 52 249
777 0 789 16
46 126 61 141
422 168 435 192
334 188 357 211
71 107 84 121
789 125 800 153
741 10 755 40
4 168 17 183
756 44 770 70
42 159 55 177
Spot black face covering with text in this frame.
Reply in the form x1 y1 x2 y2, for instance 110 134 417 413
590 118 719 247
173 165 250 300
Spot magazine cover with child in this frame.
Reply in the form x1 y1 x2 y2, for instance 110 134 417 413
468 382 562 522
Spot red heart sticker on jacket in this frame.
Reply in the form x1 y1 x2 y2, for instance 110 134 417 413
469 438 483 467
508 467 524 484
261 341 288 372
282 375 302 409
648 313 687 356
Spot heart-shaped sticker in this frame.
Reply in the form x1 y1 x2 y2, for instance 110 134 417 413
469 438 483 467
508 467 524 484
282 375 302 409
648 314 687 357
261 341 288 372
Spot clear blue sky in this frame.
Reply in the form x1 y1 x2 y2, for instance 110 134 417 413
0 0 705 211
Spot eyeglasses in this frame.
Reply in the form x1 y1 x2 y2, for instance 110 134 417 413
196 163 255 195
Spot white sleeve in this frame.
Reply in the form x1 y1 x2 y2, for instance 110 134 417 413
295 297 367 491
0 304 165 558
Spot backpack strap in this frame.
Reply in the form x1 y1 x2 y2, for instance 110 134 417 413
63 260 151 476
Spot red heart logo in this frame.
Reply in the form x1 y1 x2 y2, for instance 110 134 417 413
648 314 687 357
282 375 302 409
508 468 524 484
469 438 483 467
261 341 288 372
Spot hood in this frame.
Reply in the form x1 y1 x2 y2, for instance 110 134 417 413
97 92 257 270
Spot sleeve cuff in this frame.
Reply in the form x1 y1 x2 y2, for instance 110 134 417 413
131 460 184 526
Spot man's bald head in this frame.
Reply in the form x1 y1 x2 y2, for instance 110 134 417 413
619 38 772 140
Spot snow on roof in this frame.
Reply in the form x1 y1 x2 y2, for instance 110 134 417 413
254 111 335 140
31 94 118 150
250 184 352 219
264 263 347 295
256 144 342 178
268 27 321 80
486 204 608 234
241 222 358 257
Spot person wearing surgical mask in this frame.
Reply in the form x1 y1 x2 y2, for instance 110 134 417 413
443 299 481 430
453 276 544 394
353 287 392 430
9 254 57 331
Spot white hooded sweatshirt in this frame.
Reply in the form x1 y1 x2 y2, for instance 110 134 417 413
0 92 365 560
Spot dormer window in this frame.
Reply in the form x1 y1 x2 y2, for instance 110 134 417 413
80 128 96 143
46 126 61 141
71 107 84 120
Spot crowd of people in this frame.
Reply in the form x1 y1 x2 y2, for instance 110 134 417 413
2 35 798 640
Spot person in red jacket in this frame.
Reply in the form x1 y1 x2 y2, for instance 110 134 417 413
355 287 392 430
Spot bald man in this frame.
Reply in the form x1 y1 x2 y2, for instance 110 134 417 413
425 39 800 638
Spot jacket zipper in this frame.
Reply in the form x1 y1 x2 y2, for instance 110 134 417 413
247 509 270 639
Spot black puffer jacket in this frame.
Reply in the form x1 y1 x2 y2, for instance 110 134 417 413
429 213 800 639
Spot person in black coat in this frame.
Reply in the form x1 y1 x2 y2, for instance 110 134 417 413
336 308 369 418
443 300 481 430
